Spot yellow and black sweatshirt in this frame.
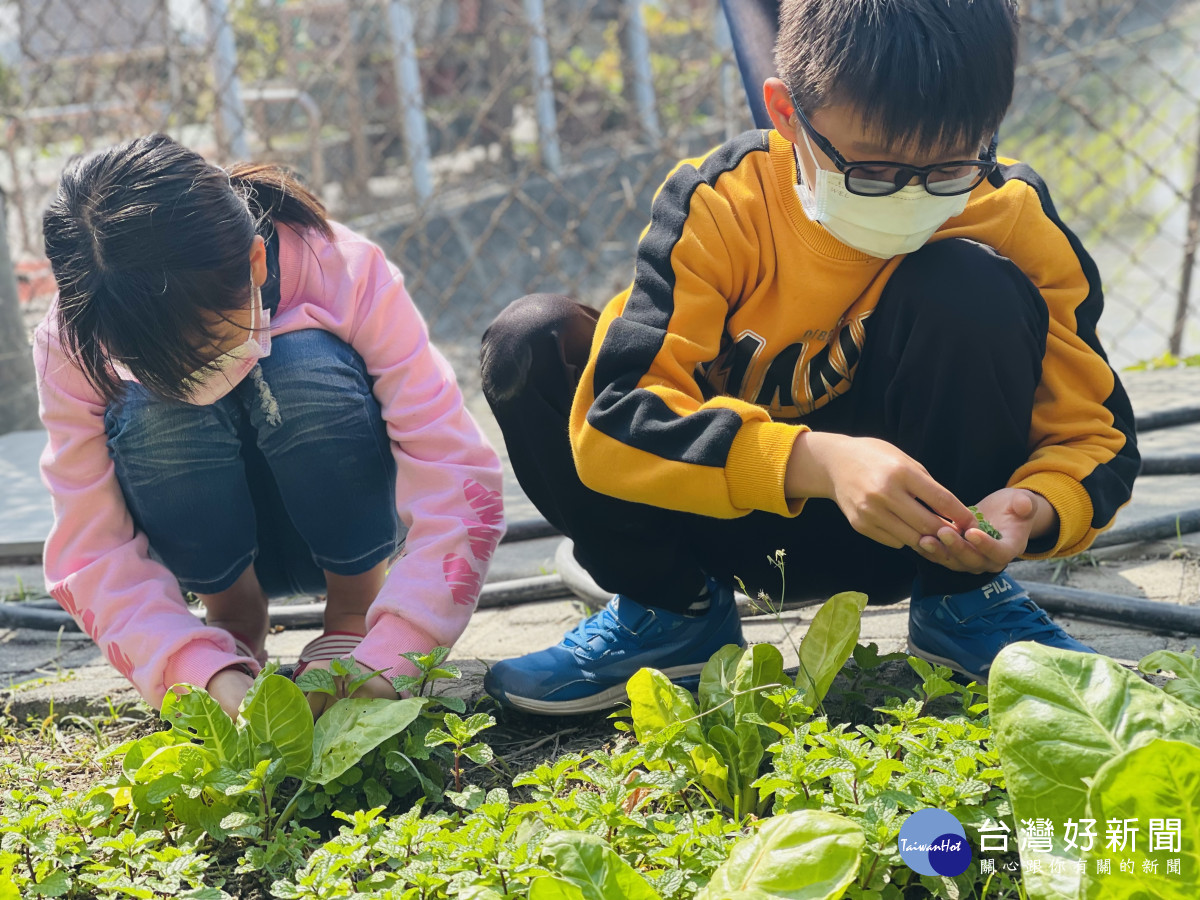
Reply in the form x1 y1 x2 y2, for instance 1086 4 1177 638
569 129 1139 559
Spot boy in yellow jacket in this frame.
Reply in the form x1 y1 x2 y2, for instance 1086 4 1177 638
481 0 1139 714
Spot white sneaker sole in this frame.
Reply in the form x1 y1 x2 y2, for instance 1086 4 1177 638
905 639 988 685
495 662 708 715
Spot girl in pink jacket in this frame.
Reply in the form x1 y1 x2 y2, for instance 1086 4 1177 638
35 133 505 719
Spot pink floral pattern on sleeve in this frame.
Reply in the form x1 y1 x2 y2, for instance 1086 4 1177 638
106 641 135 682
462 478 503 564
443 553 482 607
51 583 98 641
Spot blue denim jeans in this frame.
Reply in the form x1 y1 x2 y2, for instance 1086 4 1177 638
104 329 401 597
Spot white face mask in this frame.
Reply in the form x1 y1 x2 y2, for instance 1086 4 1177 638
182 280 271 405
793 131 971 259
111 280 271 402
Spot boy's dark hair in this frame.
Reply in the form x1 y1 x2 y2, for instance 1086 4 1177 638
775 0 1020 155
43 133 333 403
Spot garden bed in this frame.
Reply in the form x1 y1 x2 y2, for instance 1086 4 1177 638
2 591 1197 900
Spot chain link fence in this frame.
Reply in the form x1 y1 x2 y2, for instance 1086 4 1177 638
2 0 1199 400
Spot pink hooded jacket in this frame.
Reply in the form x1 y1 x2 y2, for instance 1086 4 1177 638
33 221 505 707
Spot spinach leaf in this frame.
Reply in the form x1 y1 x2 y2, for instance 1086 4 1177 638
1138 648 1200 711
308 697 425 786
794 592 868 708
1082 738 1200 899
989 642 1200 900
530 831 663 900
242 673 313 779
161 684 244 766
696 810 863 900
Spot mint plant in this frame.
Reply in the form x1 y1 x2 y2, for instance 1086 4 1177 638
425 712 497 796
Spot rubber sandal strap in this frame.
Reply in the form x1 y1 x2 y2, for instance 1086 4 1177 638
294 631 366 679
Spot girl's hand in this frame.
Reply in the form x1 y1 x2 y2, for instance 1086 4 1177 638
301 658 400 720
206 667 255 720
916 487 1055 574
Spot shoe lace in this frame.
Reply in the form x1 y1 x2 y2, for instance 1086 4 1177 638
562 605 628 651
955 595 1063 642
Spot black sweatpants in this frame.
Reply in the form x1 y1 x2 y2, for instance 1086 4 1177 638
481 239 1049 615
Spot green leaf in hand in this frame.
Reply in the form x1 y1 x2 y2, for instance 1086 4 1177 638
968 505 1003 540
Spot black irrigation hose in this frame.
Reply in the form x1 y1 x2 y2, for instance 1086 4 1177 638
1140 454 1200 476
1135 404 1200 433
501 517 561 543
0 572 574 633
1025 582 1200 635
1092 508 1200 548
9 466 1200 635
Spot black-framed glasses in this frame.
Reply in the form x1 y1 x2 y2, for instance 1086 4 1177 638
790 95 998 198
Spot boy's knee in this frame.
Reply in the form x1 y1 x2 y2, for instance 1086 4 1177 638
892 238 1048 335
481 294 577 404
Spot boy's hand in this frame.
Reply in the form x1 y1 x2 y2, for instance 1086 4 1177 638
787 432 977 551
302 658 400 720
916 487 1056 574
206 666 255 720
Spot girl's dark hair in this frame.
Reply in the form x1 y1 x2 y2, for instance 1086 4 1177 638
42 133 333 402
775 0 1020 156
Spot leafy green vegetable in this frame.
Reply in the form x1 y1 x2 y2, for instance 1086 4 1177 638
988 642 1200 900
1138 647 1200 710
696 810 864 900
968 505 1002 540
425 711 497 796
242 672 314 778
793 592 869 709
627 666 733 810
1081 739 1200 898
531 831 664 900
308 696 425 785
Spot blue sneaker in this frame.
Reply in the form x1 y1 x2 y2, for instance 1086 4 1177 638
484 579 744 715
907 571 1096 683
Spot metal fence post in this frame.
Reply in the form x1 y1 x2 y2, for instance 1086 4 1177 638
385 1 434 202
713 0 739 141
202 0 248 161
0 188 40 434
1170 113 1200 357
523 0 562 174
622 0 660 140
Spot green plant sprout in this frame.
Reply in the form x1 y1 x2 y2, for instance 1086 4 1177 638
425 712 497 796
969 504 1003 539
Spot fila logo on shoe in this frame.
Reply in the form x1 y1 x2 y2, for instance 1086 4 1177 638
981 579 1011 599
